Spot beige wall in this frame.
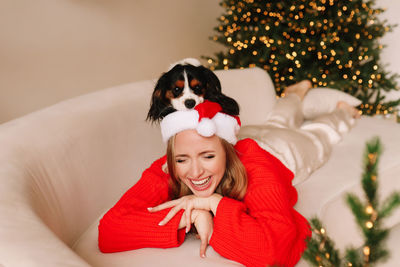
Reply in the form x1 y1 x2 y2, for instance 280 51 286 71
0 0 224 123
1 0 399 124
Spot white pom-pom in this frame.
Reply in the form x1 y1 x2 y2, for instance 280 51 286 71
213 113 240 145
196 118 216 137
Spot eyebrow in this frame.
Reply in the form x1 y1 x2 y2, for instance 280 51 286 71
174 80 184 88
175 150 216 157
190 79 200 87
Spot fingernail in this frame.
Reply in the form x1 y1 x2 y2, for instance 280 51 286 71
158 221 164 226
201 254 206 258
147 207 153 211
185 227 189 233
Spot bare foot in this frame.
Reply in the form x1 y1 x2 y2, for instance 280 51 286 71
283 80 312 100
337 101 361 118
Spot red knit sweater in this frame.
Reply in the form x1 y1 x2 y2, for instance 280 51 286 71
98 138 311 267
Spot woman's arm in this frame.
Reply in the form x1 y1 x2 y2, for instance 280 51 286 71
209 139 311 267
98 156 186 253
210 188 309 267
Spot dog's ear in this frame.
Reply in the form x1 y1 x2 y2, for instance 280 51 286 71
209 93 240 116
147 74 174 123
201 66 222 93
200 66 240 116
147 88 164 122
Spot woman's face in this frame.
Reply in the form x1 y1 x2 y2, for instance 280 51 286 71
174 129 226 197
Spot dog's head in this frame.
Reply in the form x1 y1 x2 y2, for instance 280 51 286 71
147 60 228 122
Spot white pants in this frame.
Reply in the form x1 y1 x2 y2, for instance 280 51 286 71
238 94 355 185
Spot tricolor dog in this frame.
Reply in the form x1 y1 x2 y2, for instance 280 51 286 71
147 58 239 122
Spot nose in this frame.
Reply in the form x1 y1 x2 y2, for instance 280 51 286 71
184 99 196 109
188 159 204 179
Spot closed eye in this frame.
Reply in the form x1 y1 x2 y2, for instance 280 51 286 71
175 158 186 163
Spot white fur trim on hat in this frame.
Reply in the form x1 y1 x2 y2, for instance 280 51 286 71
160 110 199 143
160 110 240 145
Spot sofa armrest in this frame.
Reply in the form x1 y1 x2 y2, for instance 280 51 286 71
0 80 164 264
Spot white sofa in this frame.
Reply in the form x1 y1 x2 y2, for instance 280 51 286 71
0 67 399 267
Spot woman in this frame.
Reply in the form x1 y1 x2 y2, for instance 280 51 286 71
98 83 359 266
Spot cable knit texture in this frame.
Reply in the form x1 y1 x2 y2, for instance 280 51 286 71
98 138 311 266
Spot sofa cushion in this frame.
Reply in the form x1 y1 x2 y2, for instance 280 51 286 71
74 221 242 267
215 67 276 126
302 88 361 120
74 116 400 266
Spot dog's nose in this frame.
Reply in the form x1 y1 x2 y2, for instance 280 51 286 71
184 99 196 109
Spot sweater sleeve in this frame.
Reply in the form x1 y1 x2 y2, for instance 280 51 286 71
209 139 311 267
98 156 186 253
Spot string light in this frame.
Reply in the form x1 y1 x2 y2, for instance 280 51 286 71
368 153 377 164
366 205 374 214
363 246 371 262
211 0 397 114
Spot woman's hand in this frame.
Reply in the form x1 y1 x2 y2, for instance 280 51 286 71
148 193 222 233
192 210 213 258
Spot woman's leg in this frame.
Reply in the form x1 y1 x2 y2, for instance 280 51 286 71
239 81 360 184
301 101 358 145
264 80 312 129
239 80 321 184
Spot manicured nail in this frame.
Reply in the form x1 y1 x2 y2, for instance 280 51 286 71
158 221 164 226
147 207 153 211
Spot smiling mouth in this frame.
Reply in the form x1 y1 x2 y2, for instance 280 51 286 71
189 176 212 191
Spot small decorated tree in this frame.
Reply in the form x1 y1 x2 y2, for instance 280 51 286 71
303 137 400 266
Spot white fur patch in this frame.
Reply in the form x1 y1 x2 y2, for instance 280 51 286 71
171 71 204 111
168 58 201 71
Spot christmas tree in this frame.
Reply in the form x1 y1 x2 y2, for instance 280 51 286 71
303 137 400 266
206 0 400 115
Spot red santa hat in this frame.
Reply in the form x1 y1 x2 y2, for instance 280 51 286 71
160 101 241 145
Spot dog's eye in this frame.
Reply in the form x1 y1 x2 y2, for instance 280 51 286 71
172 87 182 96
193 85 202 94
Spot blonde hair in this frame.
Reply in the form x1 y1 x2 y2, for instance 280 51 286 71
167 136 247 200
